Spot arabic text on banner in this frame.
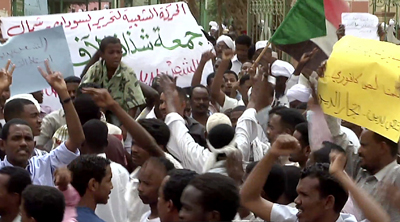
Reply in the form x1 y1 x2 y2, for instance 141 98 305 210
341 13 379 40
318 35 400 142
0 2 213 88
0 26 74 96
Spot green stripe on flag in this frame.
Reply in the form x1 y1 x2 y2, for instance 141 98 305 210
270 0 327 45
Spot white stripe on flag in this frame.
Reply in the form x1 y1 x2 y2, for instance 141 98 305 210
310 20 338 57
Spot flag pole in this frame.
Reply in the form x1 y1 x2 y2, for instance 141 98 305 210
252 42 272 68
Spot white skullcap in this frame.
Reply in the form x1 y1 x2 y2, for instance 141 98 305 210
271 61 295 78
6 94 41 113
209 21 218 27
255 40 272 51
206 113 232 133
216 35 235 50
286 84 311 103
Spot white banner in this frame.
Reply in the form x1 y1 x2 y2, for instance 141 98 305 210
341 13 379 40
1 2 213 110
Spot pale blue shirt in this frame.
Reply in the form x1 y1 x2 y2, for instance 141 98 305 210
0 142 79 186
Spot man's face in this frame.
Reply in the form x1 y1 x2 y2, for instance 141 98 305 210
289 130 309 164
93 165 113 204
216 42 228 58
138 162 165 205
190 87 209 114
239 79 252 95
267 114 284 144
223 73 237 95
179 185 208 222
358 130 382 173
66 82 79 100
241 62 252 75
2 124 35 167
0 174 16 215
294 177 327 222
229 110 244 128
157 176 172 222
159 93 168 120
235 44 249 63
0 87 10 107
101 43 123 69
20 104 42 136
20 199 34 222
131 143 151 167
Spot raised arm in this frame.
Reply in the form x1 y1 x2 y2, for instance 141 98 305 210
0 60 15 96
191 51 215 87
210 49 234 107
38 60 85 153
330 151 391 222
82 88 164 157
241 134 300 221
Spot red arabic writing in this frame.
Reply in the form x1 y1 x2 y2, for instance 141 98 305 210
6 3 186 37
139 58 199 85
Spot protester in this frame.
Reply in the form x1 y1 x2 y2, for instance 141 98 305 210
0 166 32 222
179 173 240 222
21 185 66 222
138 157 175 222
231 35 252 74
157 169 198 222
36 76 82 151
189 85 210 126
81 119 129 222
68 155 113 222
0 60 84 186
81 36 145 124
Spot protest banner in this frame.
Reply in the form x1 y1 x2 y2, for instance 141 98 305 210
0 2 213 87
341 13 379 40
0 26 74 96
25 0 49 16
318 35 400 142
1 2 213 110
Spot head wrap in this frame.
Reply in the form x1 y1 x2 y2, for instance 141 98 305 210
216 35 235 51
287 84 311 103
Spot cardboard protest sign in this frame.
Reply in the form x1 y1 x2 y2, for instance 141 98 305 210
318 35 400 142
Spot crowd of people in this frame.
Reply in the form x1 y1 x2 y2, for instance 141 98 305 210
0 19 399 222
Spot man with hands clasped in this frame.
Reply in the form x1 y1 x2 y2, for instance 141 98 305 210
241 134 390 222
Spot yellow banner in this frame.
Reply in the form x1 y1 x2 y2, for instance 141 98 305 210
318 35 400 142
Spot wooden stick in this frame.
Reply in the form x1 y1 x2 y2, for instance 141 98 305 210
252 42 272 68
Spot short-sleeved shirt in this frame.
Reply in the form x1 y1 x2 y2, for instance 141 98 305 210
76 207 105 222
82 60 145 111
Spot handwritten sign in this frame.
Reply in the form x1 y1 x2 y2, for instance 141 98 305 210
341 13 379 40
0 26 74 95
318 35 400 142
0 2 213 88
25 0 48 16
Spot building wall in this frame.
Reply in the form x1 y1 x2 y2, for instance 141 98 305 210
0 0 11 16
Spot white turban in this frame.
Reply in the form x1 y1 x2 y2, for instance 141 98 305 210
6 94 41 112
286 84 311 103
255 40 272 51
271 60 295 78
209 21 218 29
216 35 235 51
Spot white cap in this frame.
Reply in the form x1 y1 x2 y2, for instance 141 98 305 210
255 40 272 51
206 113 232 133
216 35 235 50
287 84 311 103
6 94 41 113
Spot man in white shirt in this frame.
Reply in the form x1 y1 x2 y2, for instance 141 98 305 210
231 35 252 75
81 119 129 222
0 167 32 222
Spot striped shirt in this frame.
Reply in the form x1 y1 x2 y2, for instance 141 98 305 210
0 142 79 186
